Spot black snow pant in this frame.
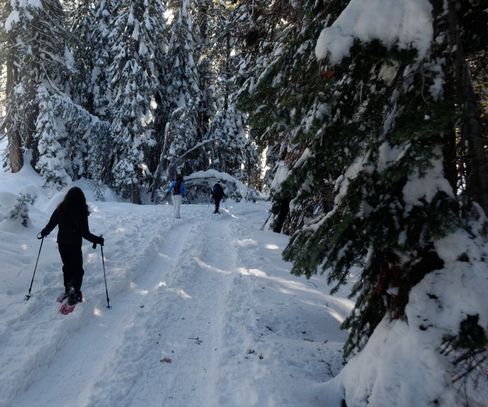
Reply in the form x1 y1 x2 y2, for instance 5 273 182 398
58 243 84 294
214 197 222 213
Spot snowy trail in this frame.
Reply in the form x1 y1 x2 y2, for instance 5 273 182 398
6 208 250 407
2 201 351 407
11 220 197 407
83 214 242 406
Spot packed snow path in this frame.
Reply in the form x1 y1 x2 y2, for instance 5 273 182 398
1 201 351 407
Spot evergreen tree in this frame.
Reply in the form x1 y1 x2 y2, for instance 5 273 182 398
447 0 488 213
206 106 253 181
0 0 22 172
107 0 167 203
89 0 116 120
7 192 36 227
162 0 202 179
150 0 261 197
192 0 216 142
237 0 330 233
35 85 72 186
1 0 114 189
199 1 260 186
2 0 46 169
240 1 487 402
2 0 79 183
64 0 114 188
65 0 96 110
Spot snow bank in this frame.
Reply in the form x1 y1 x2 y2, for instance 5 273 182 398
185 169 253 203
330 228 488 406
188 169 247 193
315 0 433 64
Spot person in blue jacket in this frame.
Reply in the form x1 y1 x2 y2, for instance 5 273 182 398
167 174 186 219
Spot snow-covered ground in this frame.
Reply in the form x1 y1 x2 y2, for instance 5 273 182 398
0 156 352 406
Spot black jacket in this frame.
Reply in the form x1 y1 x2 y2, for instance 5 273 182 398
212 184 224 199
42 207 101 246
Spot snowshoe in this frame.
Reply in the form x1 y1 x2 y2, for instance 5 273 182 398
59 290 82 315
60 301 76 315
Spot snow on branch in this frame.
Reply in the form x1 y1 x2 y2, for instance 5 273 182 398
315 0 433 64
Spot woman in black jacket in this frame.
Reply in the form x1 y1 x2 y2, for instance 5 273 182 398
40 187 104 305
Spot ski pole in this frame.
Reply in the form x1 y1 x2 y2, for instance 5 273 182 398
25 235 44 301
100 245 110 309
92 236 110 308
260 212 273 231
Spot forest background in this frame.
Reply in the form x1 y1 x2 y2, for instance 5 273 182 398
1 1 487 406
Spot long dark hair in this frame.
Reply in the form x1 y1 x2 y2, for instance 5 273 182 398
58 187 89 217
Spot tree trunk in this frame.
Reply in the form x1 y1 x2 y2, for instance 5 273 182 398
461 66 488 214
25 83 40 168
224 32 231 112
447 0 488 214
6 57 23 173
442 127 457 194
131 185 141 205
150 123 170 201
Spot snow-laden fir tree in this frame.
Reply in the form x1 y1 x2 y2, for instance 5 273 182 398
7 192 36 227
160 0 203 179
205 106 252 181
35 85 113 189
64 0 96 110
106 0 167 203
60 0 113 188
198 1 261 186
2 0 67 170
0 0 22 171
154 0 260 191
35 85 72 186
88 0 116 120
240 0 487 405
2 0 82 187
192 0 217 143
237 0 331 233
198 1 243 117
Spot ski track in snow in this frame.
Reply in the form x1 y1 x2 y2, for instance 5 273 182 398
2 203 350 407
83 215 239 407
8 217 206 407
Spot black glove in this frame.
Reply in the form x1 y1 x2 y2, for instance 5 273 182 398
92 235 104 249
38 229 47 239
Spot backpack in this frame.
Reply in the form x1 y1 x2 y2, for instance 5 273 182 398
212 183 223 197
173 181 181 195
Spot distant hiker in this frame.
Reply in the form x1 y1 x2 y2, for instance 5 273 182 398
211 182 225 214
167 174 186 219
39 187 104 305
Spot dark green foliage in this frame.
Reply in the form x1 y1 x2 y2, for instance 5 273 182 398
442 314 488 394
238 0 487 359
451 315 487 351
236 1 342 234
8 193 36 227
281 51 462 355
